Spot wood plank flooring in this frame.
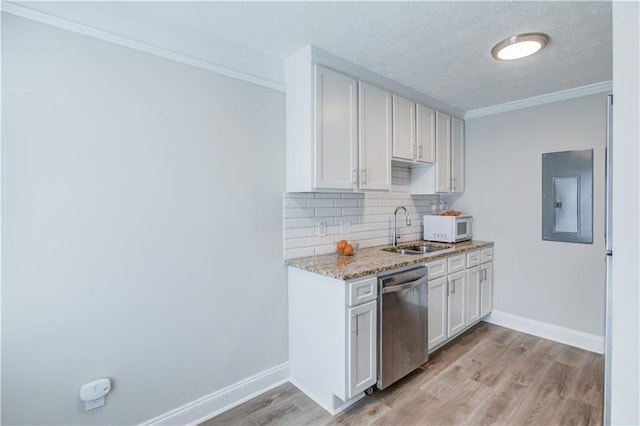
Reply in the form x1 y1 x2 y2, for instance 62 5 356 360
203 323 604 426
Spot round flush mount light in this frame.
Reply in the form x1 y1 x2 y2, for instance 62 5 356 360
491 32 550 61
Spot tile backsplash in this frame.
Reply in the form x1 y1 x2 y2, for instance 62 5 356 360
283 165 441 260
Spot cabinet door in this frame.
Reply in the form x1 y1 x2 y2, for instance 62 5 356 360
480 261 494 317
428 276 448 351
447 271 466 337
392 95 416 161
314 65 358 190
359 82 392 191
466 266 481 325
450 116 465 193
347 300 377 398
416 104 436 163
435 111 451 193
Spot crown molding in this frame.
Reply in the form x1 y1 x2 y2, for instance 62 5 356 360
465 80 613 119
1 2 286 92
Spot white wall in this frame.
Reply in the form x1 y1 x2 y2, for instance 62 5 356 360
454 94 608 337
610 1 640 423
2 14 287 425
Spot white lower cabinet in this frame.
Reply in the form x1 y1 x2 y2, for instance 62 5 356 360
480 260 494 317
427 255 467 352
447 270 466 336
288 269 377 414
428 275 447 349
347 300 377 398
466 265 481 325
428 248 494 352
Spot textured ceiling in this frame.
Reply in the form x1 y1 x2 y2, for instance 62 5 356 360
14 1 612 112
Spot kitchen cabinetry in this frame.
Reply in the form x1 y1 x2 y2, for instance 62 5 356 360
359 82 392 191
286 56 391 192
427 254 466 351
416 104 436 163
466 248 494 324
428 248 494 352
392 96 435 164
288 268 377 414
436 112 465 193
409 112 465 194
392 95 415 161
480 248 494 317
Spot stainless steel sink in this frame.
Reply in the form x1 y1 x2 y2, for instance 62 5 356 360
383 245 448 255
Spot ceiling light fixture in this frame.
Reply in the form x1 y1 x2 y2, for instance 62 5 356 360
491 32 549 61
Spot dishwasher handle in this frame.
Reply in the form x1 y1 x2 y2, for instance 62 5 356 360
381 275 428 294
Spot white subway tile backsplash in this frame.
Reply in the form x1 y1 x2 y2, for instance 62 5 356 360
284 208 315 218
314 207 342 217
283 165 440 260
334 198 359 208
306 198 335 208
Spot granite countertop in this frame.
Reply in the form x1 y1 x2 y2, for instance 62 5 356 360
285 240 494 281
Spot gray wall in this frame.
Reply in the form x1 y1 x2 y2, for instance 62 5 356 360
2 14 287 425
454 94 608 336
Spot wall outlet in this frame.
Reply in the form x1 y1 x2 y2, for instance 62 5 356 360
85 396 105 411
317 221 327 237
341 220 351 234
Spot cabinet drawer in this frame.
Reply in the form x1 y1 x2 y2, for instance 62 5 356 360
426 259 447 280
481 247 494 264
448 254 466 274
348 277 377 306
466 250 481 267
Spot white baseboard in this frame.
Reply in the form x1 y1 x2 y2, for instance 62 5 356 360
139 362 290 426
484 310 604 354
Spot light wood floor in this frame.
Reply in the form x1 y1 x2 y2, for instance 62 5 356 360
203 323 604 426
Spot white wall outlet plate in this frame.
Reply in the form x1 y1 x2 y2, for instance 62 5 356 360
80 378 111 401
317 221 327 237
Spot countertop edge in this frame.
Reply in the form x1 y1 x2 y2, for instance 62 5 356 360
285 240 494 281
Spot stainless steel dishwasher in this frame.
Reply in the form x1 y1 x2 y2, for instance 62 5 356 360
377 266 429 390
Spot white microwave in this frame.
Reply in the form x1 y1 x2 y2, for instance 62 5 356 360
423 215 473 243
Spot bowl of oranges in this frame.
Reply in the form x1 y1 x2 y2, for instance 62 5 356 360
336 240 358 256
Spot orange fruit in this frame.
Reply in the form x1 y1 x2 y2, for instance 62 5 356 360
343 244 354 255
337 240 348 253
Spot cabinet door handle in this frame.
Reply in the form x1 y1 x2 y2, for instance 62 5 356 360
445 281 449 296
352 169 358 186
412 144 417 158
451 280 456 294
418 145 423 159
361 169 367 184
483 269 487 281
452 177 457 190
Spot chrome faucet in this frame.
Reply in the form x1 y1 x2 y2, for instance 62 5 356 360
392 206 412 246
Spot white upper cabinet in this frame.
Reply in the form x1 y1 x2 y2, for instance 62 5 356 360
359 82 392 191
392 97 435 165
416 104 436 164
314 65 359 191
450 116 465 192
412 111 464 194
285 46 460 193
392 95 416 161
435 111 452 192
